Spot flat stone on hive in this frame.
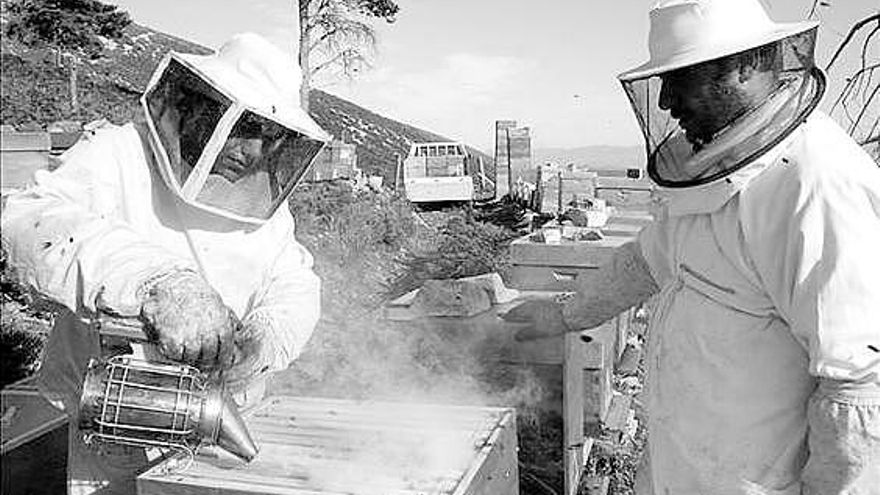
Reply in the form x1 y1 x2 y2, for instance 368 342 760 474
460 272 519 304
410 279 492 317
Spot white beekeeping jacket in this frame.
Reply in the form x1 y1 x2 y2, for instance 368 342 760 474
2 121 321 373
635 111 880 494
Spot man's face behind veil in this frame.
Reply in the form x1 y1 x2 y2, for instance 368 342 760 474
657 57 752 148
213 118 267 183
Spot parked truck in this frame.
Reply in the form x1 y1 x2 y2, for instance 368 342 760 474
401 142 494 204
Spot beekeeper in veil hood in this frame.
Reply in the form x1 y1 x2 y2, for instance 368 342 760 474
502 0 880 493
1 33 329 494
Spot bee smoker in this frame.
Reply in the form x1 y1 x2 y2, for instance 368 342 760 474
79 317 259 462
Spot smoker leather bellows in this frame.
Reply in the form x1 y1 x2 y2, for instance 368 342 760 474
79 356 258 462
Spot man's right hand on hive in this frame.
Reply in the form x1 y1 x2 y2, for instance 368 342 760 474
140 270 238 371
500 298 571 342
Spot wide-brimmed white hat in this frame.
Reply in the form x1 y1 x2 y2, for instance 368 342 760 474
619 0 818 81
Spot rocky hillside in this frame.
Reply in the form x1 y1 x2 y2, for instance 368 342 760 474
0 13 492 186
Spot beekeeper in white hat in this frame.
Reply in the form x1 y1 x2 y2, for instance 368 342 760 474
1 33 329 494
504 0 880 493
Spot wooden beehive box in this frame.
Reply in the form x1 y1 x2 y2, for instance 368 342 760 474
509 211 651 292
1 131 51 193
138 396 518 495
509 233 625 292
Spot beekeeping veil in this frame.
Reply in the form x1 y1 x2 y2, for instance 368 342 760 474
618 0 825 188
141 33 330 223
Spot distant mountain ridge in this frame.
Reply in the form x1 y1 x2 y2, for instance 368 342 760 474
0 15 493 186
532 145 645 171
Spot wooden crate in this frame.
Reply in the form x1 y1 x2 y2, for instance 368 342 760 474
138 396 518 495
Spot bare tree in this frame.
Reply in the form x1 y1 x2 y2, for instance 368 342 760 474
298 0 399 112
810 2 879 159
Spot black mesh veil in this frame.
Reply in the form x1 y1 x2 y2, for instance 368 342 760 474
621 29 825 188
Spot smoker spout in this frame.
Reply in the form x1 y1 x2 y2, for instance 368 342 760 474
200 387 259 462
217 396 259 461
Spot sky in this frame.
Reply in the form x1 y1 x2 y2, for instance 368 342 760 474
104 0 877 152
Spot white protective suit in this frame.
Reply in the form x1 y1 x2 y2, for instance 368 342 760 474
563 111 880 494
1 34 325 494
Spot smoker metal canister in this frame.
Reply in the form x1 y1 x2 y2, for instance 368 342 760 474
79 356 258 461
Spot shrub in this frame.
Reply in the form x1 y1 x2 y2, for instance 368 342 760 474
1 248 53 387
5 0 132 57
0 306 48 387
1 53 141 127
289 180 419 318
387 211 518 297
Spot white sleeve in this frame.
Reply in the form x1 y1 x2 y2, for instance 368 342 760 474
0 127 195 317
242 219 321 370
740 118 880 383
637 214 675 289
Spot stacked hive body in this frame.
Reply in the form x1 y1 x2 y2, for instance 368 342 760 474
507 210 653 495
138 396 518 495
305 138 358 182
509 212 652 293
594 175 654 210
1 126 83 195
0 130 51 194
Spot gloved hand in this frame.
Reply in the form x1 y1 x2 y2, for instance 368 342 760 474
500 299 572 342
223 319 273 396
139 270 238 371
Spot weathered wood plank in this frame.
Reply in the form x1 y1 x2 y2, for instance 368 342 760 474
562 331 589 495
453 411 518 495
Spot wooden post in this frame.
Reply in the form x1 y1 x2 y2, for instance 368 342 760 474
563 331 593 495
557 170 564 217
63 54 78 114
506 129 514 198
534 165 544 213
394 153 402 192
